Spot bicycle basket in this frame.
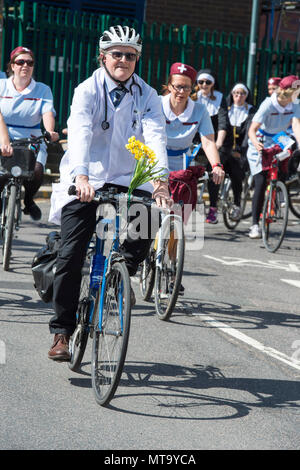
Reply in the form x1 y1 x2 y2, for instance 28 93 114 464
0 147 36 179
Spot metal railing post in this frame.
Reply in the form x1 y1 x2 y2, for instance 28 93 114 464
246 0 261 96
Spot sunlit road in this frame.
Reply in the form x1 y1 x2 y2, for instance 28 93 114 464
1 199 300 450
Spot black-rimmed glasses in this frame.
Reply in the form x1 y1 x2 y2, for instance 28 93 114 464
170 83 192 92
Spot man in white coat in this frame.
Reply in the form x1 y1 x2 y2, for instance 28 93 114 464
48 25 170 360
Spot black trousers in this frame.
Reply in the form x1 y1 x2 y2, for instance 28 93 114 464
49 184 153 335
207 149 243 207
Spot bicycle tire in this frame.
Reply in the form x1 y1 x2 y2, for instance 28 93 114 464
222 182 240 230
2 184 17 271
91 260 131 406
262 180 289 253
241 173 253 220
139 239 155 301
288 178 300 219
154 218 185 321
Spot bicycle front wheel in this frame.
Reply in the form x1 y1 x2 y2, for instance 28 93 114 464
262 181 289 253
154 218 184 321
91 261 131 406
2 184 17 271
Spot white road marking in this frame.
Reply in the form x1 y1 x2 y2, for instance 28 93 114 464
204 255 300 272
281 279 300 288
192 313 300 371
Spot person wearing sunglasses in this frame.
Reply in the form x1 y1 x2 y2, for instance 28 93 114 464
195 68 232 224
48 25 171 361
160 62 224 178
225 82 256 220
0 46 59 221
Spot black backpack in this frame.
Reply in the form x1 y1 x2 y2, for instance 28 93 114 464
32 231 61 303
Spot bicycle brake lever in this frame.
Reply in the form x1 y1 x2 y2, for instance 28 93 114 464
68 185 77 196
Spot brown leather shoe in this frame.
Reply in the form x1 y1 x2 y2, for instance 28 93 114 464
48 334 71 361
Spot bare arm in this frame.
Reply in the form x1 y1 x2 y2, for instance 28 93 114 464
248 121 264 152
292 117 300 148
201 133 225 184
42 111 59 142
0 113 13 156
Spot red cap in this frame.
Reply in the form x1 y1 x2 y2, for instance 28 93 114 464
268 77 281 86
169 63 197 83
279 75 300 89
10 46 34 60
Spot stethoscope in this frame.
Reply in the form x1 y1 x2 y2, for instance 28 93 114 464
101 76 143 131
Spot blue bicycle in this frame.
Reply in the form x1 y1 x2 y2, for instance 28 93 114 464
67 186 154 406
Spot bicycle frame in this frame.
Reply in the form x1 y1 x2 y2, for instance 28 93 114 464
265 158 281 220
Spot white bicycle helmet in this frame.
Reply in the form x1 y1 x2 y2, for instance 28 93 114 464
99 25 142 54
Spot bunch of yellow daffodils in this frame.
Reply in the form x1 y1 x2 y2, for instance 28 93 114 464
126 136 166 197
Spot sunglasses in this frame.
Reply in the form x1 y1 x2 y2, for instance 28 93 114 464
198 80 213 85
171 83 192 92
13 59 34 67
105 51 138 62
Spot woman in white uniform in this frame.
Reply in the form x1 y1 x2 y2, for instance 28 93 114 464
0 47 58 220
160 62 223 182
247 75 300 239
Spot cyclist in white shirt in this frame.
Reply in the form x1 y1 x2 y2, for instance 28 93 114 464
48 25 171 361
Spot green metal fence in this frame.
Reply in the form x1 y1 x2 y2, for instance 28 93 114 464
2 2 300 132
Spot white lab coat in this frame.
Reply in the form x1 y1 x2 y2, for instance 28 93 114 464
49 67 168 225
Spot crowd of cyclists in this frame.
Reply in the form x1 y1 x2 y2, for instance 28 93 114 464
0 25 300 361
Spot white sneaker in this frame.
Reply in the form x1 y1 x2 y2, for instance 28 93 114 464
249 224 261 239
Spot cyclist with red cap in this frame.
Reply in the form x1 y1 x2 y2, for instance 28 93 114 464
247 75 300 239
267 77 281 96
160 62 224 182
0 46 58 220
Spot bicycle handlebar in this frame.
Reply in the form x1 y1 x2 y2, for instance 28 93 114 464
10 131 52 148
68 185 157 208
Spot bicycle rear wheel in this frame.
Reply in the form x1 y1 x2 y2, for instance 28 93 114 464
68 257 91 372
288 176 300 219
154 218 184 321
2 184 17 271
139 239 155 301
91 261 131 406
262 181 289 253
222 183 240 230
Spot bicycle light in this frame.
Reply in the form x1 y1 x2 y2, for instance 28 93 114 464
11 166 22 177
